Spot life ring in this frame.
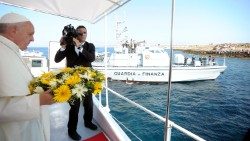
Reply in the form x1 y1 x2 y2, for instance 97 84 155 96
145 55 150 59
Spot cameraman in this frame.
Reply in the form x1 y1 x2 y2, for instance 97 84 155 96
54 25 96 141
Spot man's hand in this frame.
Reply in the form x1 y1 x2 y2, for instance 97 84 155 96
73 38 81 47
39 90 54 105
60 37 66 48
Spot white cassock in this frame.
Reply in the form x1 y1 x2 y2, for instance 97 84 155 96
0 35 50 141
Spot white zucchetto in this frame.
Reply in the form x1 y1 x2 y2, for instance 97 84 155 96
0 13 30 23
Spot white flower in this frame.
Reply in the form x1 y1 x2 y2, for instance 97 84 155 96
52 69 61 75
57 78 64 84
72 84 88 101
49 79 58 89
34 86 45 94
79 73 92 80
62 73 70 81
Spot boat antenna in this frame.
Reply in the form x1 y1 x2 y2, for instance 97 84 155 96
164 0 175 141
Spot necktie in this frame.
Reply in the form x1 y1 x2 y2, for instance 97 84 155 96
77 46 82 56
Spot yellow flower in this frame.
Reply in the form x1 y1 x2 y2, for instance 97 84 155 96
89 71 96 78
61 67 72 73
28 77 38 93
65 74 81 86
53 85 71 102
28 85 34 94
97 73 105 81
77 66 88 72
93 82 103 95
40 72 54 85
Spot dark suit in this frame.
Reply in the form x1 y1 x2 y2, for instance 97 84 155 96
54 41 95 132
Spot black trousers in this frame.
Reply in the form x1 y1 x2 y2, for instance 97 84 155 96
67 93 93 132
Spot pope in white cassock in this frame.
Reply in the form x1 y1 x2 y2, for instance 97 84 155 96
0 13 54 141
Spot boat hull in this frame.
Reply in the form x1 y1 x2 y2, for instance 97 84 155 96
93 65 227 82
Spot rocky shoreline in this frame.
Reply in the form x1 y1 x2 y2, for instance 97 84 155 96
174 43 250 58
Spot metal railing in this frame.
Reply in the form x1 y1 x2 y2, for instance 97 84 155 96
104 86 206 141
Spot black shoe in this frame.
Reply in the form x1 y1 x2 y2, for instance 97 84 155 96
85 122 97 130
68 131 81 140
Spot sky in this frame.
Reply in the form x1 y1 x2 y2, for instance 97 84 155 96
0 0 250 47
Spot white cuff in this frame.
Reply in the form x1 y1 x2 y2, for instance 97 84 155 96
60 47 66 51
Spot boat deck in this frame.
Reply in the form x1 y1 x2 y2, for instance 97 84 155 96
49 103 106 141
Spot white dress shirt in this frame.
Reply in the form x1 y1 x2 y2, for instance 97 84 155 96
60 42 85 55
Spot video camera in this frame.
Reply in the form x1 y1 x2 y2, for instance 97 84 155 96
61 24 77 45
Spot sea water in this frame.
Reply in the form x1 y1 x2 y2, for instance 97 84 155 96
28 47 250 141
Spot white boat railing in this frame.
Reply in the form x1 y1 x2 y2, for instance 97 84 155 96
104 86 206 141
112 116 142 141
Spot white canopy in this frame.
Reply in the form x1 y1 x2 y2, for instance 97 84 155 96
0 0 130 23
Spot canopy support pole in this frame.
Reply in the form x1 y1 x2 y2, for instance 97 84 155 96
164 0 175 141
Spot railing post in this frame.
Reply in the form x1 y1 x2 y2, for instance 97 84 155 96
166 122 172 141
164 0 175 141
104 13 110 112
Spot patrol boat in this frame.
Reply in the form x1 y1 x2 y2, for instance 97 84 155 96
92 42 226 83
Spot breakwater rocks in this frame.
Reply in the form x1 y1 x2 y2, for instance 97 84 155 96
175 43 250 58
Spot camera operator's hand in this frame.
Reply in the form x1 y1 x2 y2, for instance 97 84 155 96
73 38 81 47
60 37 66 49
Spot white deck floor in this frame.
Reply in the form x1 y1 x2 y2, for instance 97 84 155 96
49 103 102 141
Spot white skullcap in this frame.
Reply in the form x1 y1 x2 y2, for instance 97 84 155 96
0 13 30 23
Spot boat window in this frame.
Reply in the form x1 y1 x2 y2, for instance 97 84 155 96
32 60 42 67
